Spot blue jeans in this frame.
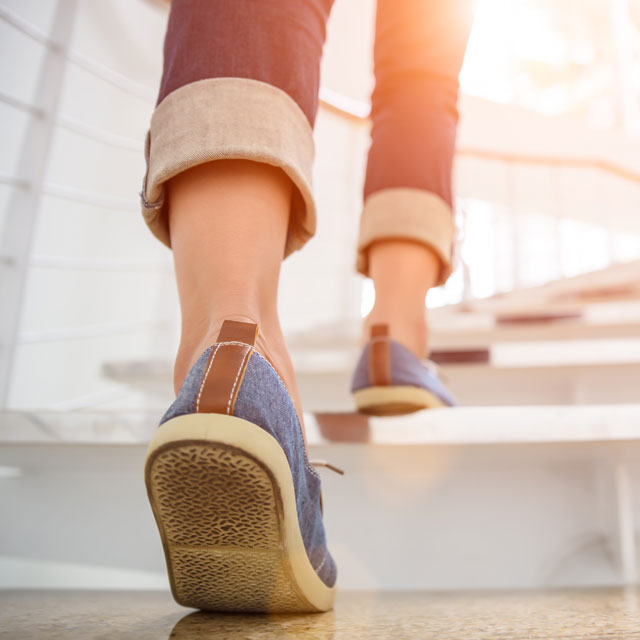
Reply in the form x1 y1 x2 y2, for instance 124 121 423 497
141 0 474 285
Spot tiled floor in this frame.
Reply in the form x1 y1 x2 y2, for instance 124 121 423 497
2 588 639 639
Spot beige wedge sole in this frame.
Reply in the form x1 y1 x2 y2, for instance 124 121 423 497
353 385 446 416
144 413 336 613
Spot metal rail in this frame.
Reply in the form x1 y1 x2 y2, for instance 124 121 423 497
29 256 172 273
0 4 155 102
317 89 640 186
0 91 142 152
18 320 174 345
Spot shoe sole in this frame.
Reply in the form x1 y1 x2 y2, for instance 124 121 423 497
144 413 336 613
353 385 446 416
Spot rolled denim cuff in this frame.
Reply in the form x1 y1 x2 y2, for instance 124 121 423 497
140 77 316 258
356 188 456 286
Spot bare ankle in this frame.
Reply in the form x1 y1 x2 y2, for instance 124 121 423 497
363 307 429 359
172 312 305 435
363 239 440 359
173 310 266 392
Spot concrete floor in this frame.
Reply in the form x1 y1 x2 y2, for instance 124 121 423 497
2 588 640 639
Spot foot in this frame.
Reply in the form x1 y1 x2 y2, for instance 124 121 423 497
361 306 430 360
364 238 440 359
173 313 306 437
148 319 337 612
351 322 456 414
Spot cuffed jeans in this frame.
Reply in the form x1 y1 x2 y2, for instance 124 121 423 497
140 0 474 285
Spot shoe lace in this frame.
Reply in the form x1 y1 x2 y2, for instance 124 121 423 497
424 358 450 384
309 460 344 515
310 459 345 475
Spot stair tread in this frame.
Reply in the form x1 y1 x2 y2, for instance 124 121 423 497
2 405 640 445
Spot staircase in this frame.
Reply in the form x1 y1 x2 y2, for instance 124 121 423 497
2 404 640 591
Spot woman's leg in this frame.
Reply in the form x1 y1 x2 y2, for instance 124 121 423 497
365 239 440 357
140 0 334 431
167 159 303 424
359 0 475 357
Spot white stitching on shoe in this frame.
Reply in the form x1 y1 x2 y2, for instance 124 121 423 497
193 339 322 481
315 549 328 574
194 342 254 414
227 345 253 414
195 343 221 413
310 460 345 475
214 340 254 348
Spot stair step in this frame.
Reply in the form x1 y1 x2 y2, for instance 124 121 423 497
1 405 639 591
2 587 639 638
2 405 640 445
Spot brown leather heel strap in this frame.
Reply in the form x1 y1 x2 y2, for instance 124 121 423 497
216 320 259 345
369 323 391 386
195 320 259 415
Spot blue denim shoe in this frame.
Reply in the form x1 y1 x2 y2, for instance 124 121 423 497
351 323 456 415
145 320 337 613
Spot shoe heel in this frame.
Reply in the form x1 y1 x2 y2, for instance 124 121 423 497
144 412 335 613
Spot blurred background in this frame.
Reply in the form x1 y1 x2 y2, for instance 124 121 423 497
1 0 640 594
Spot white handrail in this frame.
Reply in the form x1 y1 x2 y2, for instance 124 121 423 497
29 256 172 273
41 183 136 211
0 171 30 190
18 320 174 344
1 91 142 151
0 4 155 102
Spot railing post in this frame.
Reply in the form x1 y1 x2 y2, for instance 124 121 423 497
0 0 79 408
506 162 522 289
597 460 638 584
550 166 564 280
458 202 473 306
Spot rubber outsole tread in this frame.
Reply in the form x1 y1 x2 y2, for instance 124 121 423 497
145 441 314 612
